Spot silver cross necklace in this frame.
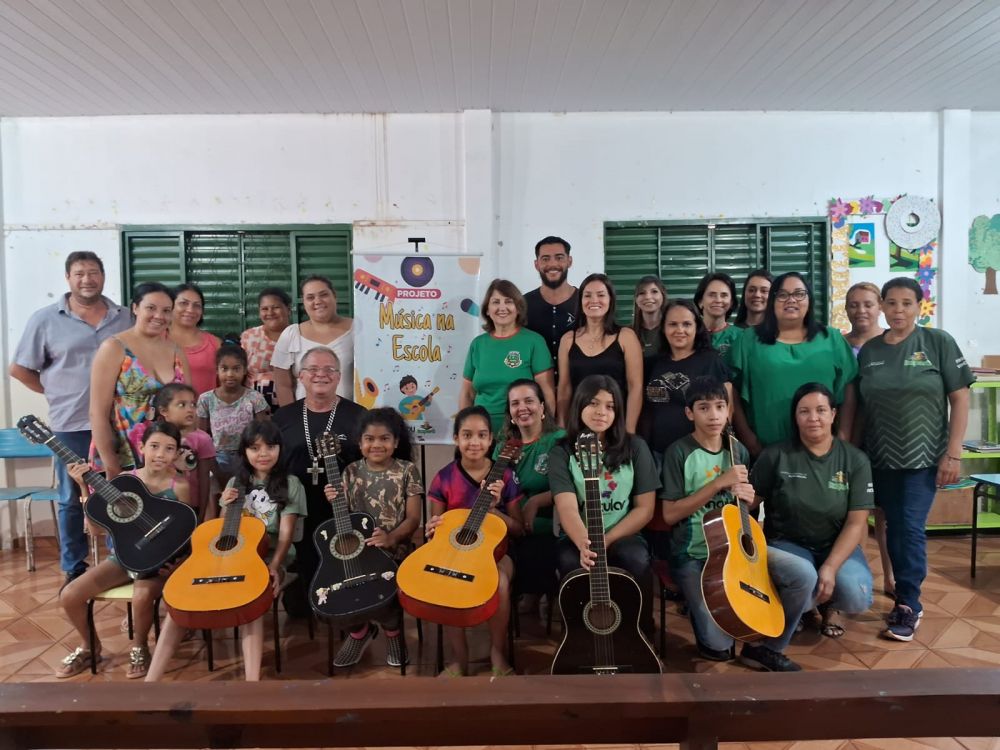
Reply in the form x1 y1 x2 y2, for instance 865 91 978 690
302 399 338 485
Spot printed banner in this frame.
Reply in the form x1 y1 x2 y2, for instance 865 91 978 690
352 251 483 444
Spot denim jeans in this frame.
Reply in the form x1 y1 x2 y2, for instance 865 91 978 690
54 430 92 575
672 546 819 654
872 467 937 613
557 534 654 635
768 539 873 616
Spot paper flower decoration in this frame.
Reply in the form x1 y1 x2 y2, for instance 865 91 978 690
828 199 851 227
858 196 883 214
920 298 936 318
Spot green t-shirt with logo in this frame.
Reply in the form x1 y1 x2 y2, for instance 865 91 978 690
660 433 749 565
494 429 566 535
463 328 553 432
858 327 975 470
726 326 858 447
750 439 874 553
711 325 742 360
548 435 660 535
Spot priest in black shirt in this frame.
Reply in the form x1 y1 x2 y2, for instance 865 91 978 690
524 235 579 381
272 346 367 614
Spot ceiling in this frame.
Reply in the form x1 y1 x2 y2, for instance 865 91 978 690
1 0 999 117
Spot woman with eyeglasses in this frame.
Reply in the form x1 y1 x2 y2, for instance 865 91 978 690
727 272 858 457
271 345 367 615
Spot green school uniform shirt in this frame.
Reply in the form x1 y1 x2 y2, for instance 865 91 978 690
727 326 858 447
463 328 553 432
711 325 742 359
751 439 874 553
858 327 975 470
494 429 566 535
660 433 749 565
548 435 660 534
227 475 308 565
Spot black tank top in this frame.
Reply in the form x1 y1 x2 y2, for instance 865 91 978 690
568 330 628 399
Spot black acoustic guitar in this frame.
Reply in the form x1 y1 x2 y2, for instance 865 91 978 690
309 433 398 621
17 414 197 576
551 432 662 675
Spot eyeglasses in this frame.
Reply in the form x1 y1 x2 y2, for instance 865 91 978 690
775 290 809 302
301 366 340 376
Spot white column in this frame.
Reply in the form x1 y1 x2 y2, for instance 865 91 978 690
461 109 499 278
939 109 971 333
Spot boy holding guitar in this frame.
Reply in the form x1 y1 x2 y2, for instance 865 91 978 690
661 378 813 672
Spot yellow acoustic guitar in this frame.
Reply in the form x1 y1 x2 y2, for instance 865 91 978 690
397 440 521 627
163 489 274 630
700 429 784 641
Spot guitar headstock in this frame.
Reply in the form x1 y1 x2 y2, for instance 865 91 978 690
498 437 523 464
17 414 53 446
574 432 603 479
316 432 341 460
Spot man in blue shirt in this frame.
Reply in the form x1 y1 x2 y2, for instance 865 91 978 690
9 251 131 585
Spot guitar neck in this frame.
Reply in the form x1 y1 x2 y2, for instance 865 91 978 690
323 452 354 537
41 433 122 504
461 457 511 535
220 486 245 540
582 458 611 604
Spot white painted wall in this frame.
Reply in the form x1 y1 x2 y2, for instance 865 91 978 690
2 109 999 544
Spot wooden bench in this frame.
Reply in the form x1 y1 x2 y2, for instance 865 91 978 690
2 669 999 750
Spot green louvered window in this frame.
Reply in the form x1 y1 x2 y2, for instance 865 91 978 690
604 219 829 325
121 226 353 339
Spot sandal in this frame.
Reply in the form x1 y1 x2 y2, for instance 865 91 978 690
126 645 150 679
820 622 846 638
55 646 98 678
489 665 515 678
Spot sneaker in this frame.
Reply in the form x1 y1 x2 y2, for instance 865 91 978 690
696 642 735 662
883 604 922 642
739 643 802 672
333 623 378 668
55 646 96 678
385 631 409 667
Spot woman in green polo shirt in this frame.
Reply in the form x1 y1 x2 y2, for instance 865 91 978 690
460 279 556 433
728 272 858 456
858 277 974 642
495 378 566 615
750 382 874 640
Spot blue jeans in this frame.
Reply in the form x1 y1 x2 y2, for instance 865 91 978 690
54 430 92 574
768 540 873 615
872 467 937 614
673 547 818 654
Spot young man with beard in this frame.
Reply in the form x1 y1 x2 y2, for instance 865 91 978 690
524 236 578 381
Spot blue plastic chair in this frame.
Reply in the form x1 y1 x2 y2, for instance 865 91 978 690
0 428 60 571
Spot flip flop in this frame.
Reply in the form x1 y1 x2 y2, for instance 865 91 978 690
490 666 515 678
820 622 846 638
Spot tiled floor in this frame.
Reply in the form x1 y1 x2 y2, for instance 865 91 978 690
3 533 1000 750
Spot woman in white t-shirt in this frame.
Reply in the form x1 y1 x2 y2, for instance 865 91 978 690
271 275 354 405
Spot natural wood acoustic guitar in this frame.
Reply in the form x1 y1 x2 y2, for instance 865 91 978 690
700 429 785 641
397 440 521 627
163 487 274 629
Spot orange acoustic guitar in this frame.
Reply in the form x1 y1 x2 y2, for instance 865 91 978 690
397 440 522 627
163 488 274 630
700 429 784 641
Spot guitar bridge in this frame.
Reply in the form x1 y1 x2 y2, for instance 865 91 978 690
739 580 771 603
592 667 620 675
192 576 246 585
135 516 172 548
423 564 474 582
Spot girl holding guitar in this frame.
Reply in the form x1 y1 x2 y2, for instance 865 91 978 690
145 421 305 682
329 408 423 668
425 406 524 677
549 375 659 636
56 422 191 679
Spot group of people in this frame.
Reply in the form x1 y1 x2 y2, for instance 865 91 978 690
8 236 973 679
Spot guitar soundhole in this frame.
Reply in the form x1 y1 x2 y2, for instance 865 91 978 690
330 531 365 560
455 529 478 547
583 601 621 636
217 534 239 551
107 492 143 523
740 533 756 560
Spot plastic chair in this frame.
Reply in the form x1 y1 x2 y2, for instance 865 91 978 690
0 428 60 571
85 584 162 674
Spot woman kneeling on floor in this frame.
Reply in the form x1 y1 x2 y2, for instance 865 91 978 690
749 382 875 638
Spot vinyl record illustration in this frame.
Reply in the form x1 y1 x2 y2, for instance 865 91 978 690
401 256 435 287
